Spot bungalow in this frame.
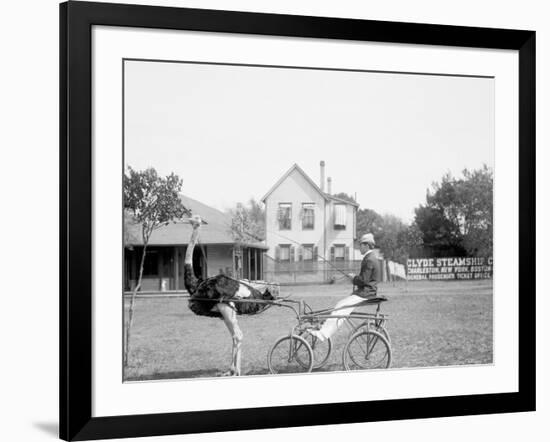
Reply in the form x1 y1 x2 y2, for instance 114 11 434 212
124 194 268 292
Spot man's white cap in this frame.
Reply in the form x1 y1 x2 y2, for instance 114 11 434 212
360 233 375 245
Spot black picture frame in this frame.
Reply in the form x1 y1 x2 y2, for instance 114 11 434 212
60 1 536 440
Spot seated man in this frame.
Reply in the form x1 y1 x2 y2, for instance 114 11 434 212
310 233 380 342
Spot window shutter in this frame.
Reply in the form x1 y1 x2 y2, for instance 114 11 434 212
313 246 318 261
298 246 303 262
334 204 347 226
290 246 295 262
330 246 335 261
345 246 350 261
275 246 280 262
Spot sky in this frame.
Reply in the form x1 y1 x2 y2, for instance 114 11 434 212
124 59 494 222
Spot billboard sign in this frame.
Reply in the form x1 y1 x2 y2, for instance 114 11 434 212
406 257 493 281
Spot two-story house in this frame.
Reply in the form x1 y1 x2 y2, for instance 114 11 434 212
261 162 358 276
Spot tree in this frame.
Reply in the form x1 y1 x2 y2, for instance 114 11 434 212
332 192 356 203
124 212 140 249
413 165 493 257
123 166 190 368
356 209 417 264
376 214 409 263
414 204 464 253
356 208 384 238
227 198 265 242
456 166 493 256
396 222 423 264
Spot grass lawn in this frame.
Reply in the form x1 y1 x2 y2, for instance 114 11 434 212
124 279 493 381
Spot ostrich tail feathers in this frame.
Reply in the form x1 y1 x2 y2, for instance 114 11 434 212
261 289 276 301
233 287 275 315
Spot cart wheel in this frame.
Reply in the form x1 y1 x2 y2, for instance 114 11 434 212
373 318 391 345
352 322 391 346
343 329 391 370
298 330 332 370
268 335 313 374
376 326 391 346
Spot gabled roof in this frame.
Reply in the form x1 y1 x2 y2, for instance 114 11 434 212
125 194 267 249
261 163 328 203
261 163 359 207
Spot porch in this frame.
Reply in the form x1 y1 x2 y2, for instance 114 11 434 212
124 243 266 293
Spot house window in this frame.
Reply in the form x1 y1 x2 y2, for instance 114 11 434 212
301 244 315 261
331 244 348 261
301 203 315 230
334 204 347 230
278 203 292 230
334 245 345 261
277 244 292 262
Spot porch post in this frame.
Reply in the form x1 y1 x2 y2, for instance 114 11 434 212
248 248 251 280
255 249 259 281
174 247 179 291
260 251 263 280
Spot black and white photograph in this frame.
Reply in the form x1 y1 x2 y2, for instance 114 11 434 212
2 0 544 440
122 58 494 381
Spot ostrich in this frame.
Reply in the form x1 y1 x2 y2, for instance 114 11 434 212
183 215 276 376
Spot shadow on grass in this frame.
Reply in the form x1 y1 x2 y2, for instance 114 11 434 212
127 366 350 381
127 368 221 381
127 367 276 381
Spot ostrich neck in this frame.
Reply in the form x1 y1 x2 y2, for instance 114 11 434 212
185 227 200 265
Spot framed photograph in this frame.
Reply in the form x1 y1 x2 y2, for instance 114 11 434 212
60 1 535 440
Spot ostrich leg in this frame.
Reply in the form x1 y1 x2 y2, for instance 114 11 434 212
217 303 243 376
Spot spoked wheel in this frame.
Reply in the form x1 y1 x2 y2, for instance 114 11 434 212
268 335 314 374
342 329 392 370
372 318 391 345
352 321 391 346
298 331 332 370
375 325 391 346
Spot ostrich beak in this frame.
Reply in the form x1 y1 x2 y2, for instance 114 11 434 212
180 215 207 225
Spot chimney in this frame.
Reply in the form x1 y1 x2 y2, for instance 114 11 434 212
327 177 332 195
320 161 325 192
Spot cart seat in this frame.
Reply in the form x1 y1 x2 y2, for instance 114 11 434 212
357 295 388 306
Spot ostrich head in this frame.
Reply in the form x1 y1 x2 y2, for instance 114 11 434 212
188 214 202 229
